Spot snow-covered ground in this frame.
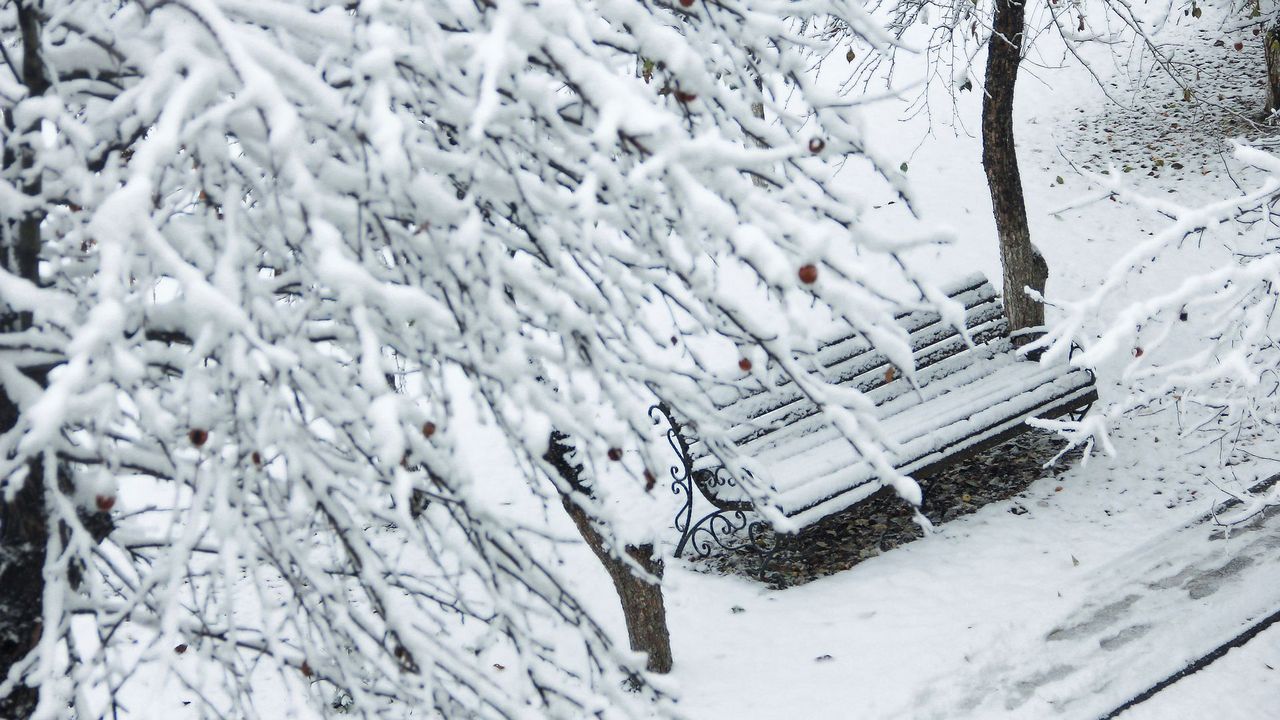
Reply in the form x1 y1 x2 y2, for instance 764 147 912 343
662 415 1280 719
1118 621 1280 719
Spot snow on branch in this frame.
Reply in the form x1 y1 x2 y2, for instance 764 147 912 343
0 0 948 716
1033 144 1280 507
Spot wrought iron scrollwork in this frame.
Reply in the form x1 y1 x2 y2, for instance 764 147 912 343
674 468 775 559
650 404 775 562
1067 340 1097 421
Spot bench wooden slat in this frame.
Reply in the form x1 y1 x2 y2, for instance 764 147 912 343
773 366 1096 521
679 274 1097 529
707 273 998 413
708 313 1010 453
694 291 1008 455
696 339 1093 511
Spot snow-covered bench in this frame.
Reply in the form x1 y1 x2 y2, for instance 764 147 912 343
662 273 1097 559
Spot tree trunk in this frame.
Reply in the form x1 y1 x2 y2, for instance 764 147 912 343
982 0 1048 336
0 6 50 715
0 459 45 718
544 433 673 675
1266 18 1280 118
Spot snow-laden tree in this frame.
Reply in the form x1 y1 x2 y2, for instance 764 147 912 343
1032 142 1280 516
846 0 1187 335
0 0 947 717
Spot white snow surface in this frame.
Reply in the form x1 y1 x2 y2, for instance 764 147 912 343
1117 623 1280 720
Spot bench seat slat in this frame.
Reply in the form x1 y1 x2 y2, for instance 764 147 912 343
784 381 1097 526
776 367 1095 515
699 350 1093 518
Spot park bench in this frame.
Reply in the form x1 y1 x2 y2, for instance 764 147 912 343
657 273 1097 560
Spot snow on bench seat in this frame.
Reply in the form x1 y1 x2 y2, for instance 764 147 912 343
684 274 1096 529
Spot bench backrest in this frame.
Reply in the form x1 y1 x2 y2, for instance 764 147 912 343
693 273 1005 453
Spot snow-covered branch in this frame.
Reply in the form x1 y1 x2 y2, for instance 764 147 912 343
1034 143 1280 512
0 0 949 717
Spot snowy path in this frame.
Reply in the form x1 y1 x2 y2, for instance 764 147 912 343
1115 617 1280 719
926 500 1280 718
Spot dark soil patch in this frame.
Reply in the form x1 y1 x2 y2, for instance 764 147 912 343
690 429 1084 588
1062 16 1272 185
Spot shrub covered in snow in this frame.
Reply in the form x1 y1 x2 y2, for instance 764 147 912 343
0 1 947 717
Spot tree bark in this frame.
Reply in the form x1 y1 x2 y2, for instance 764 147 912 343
0 459 45 718
1266 18 1280 118
982 0 1048 336
543 433 673 676
0 5 50 715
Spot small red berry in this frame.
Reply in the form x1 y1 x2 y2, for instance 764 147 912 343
607 447 623 461
174 644 188 655
251 451 262 467
188 428 208 447
1234 41 1244 51
422 421 437 438
1134 347 1144 358
679 0 694 6
798 264 819 284
95 495 115 512
808 138 826 153
738 358 752 372
300 661 313 678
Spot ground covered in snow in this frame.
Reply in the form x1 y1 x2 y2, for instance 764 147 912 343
1117 619 1280 719
664 414 1279 719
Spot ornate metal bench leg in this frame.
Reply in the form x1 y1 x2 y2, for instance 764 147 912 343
672 466 697 559
652 403 773 567
1068 401 1094 422
652 404 699 558
1066 341 1098 423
